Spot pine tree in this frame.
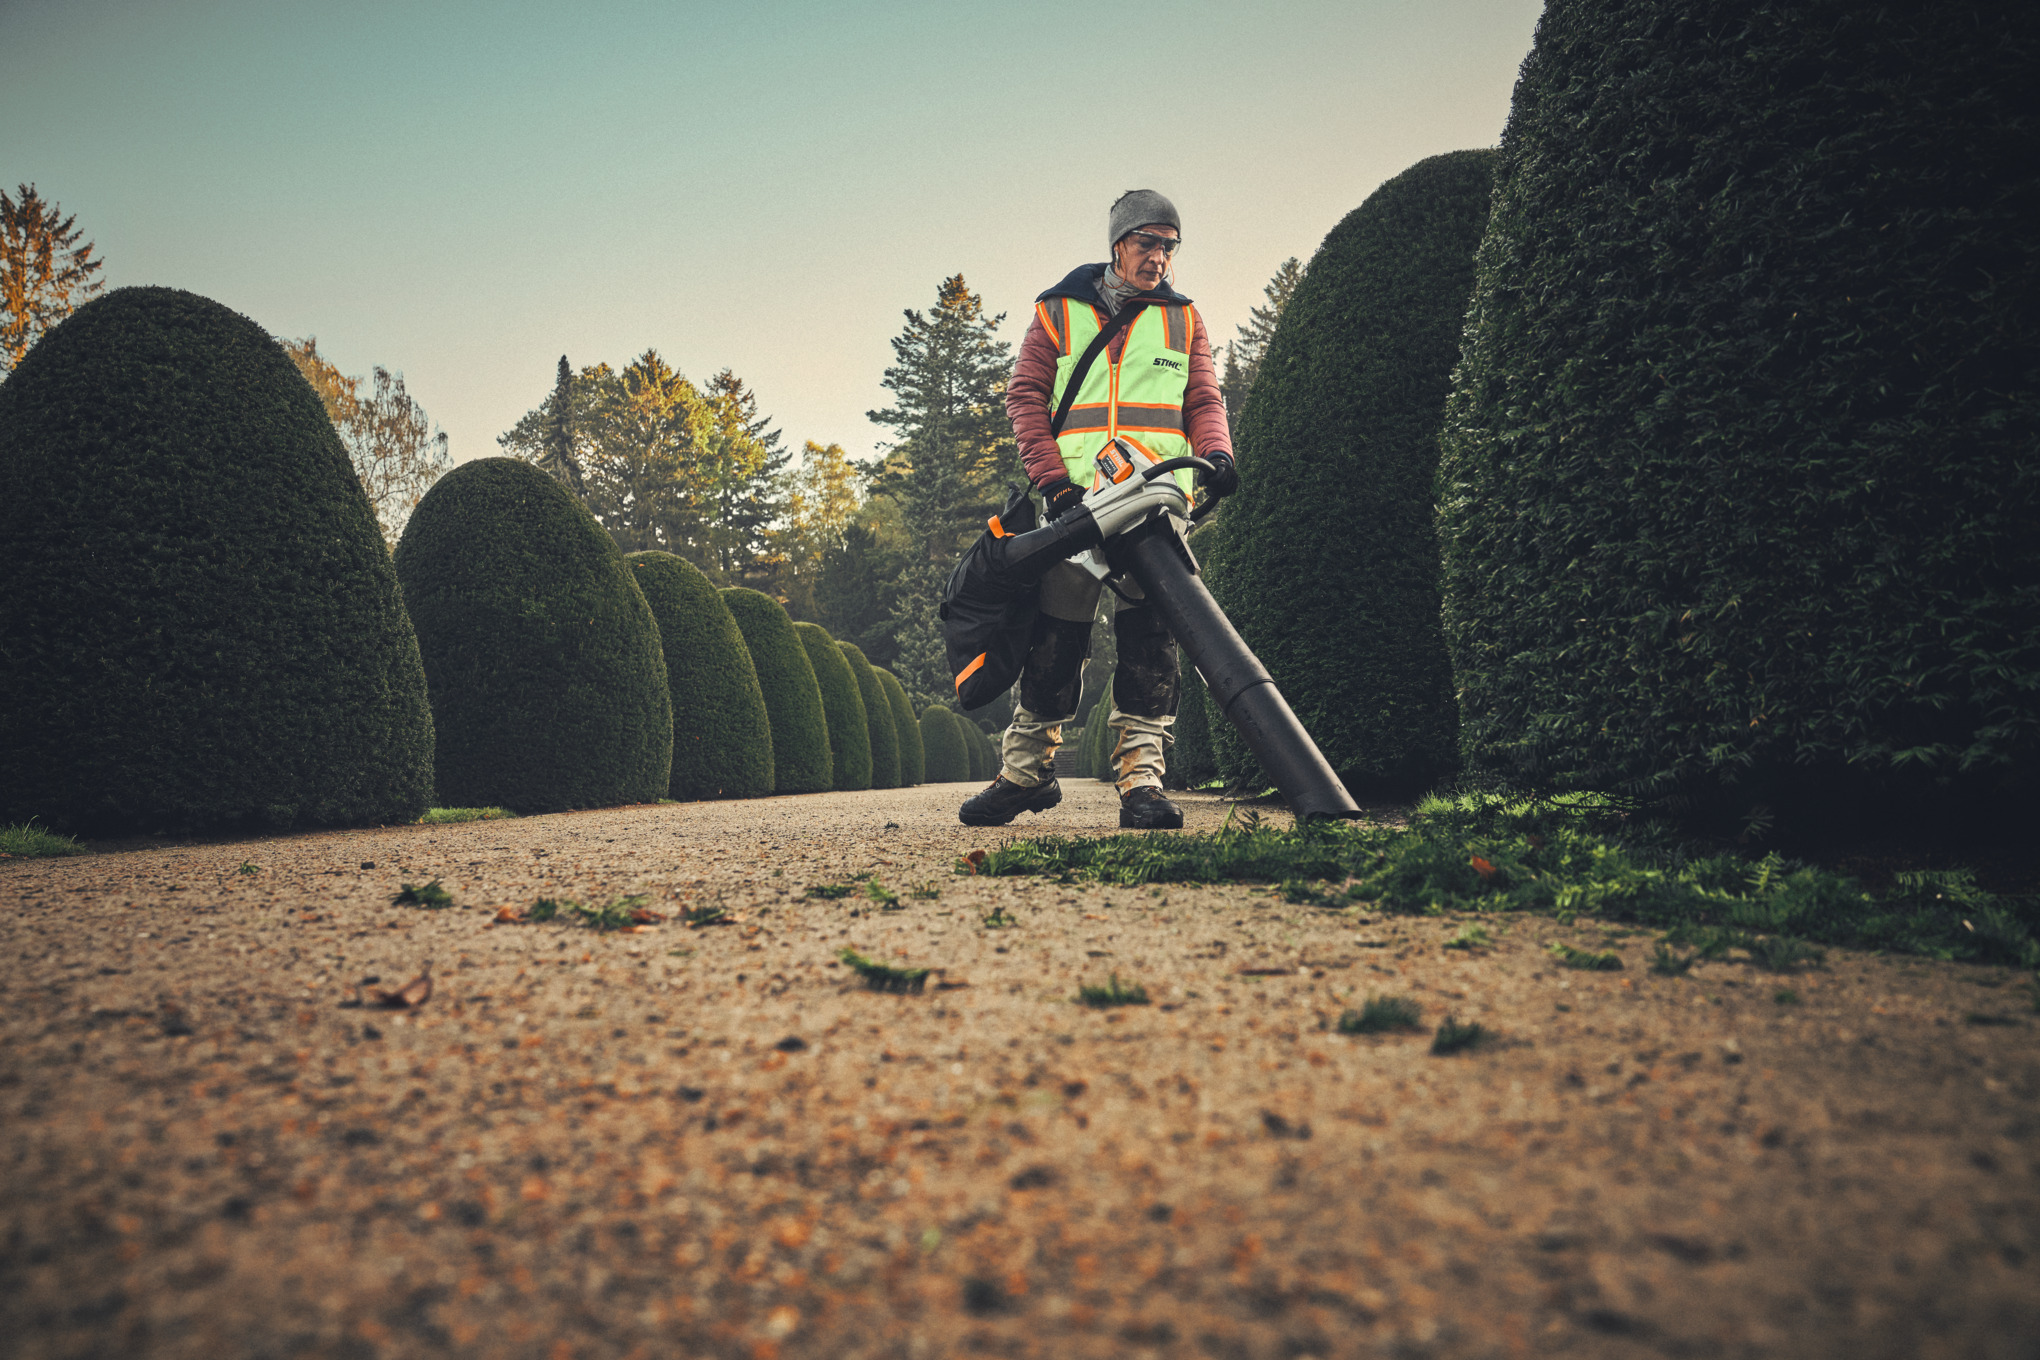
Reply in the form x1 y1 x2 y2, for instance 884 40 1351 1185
698 369 788 583
1219 257 1304 432
867 275 1018 706
538 356 588 500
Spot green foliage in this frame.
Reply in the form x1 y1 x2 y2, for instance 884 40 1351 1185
395 457 671 813
420 807 517 824
569 894 650 931
877 668 924 786
0 820 84 858
721 588 832 794
1649 943 1696 976
865 879 902 910
1438 4 2040 831
1547 942 1622 971
919 705 971 783
1445 922 1494 951
1336 996 1423 1034
839 947 931 994
1075 974 1150 1008
393 879 452 909
804 882 856 900
628 552 774 800
1430 1017 1488 1055
838 641 900 790
1205 150 1494 798
527 894 650 930
978 790 2040 968
794 622 871 792
0 286 435 834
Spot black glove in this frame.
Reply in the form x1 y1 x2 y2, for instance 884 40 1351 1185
1041 476 1086 520
1199 452 1240 497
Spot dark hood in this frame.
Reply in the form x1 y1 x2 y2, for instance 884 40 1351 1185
1036 262 1193 308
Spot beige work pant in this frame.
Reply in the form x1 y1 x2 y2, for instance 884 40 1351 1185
998 560 1174 795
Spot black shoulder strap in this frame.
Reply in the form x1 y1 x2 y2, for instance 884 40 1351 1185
1049 300 1147 439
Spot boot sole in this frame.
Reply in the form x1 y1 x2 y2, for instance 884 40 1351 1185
1119 812 1184 830
959 786 1062 827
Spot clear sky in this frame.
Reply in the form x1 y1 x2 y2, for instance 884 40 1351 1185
2 0 1542 466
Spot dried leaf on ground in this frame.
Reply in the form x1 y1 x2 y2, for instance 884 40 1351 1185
347 963 433 1009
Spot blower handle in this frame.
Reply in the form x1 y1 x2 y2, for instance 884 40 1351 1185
1138 455 1227 523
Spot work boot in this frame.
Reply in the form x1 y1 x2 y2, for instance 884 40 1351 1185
1119 785 1183 830
959 775 1062 827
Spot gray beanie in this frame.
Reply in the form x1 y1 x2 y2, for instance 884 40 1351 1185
1108 189 1181 247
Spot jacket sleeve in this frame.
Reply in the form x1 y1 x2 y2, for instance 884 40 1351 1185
1184 307 1233 460
1007 311 1071 487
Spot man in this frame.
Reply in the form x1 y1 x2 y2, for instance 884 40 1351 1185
959 189 1239 831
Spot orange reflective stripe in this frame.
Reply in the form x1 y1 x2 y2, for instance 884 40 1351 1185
1036 300 1065 354
955 653 988 689
1185 304 1198 353
988 514 1008 539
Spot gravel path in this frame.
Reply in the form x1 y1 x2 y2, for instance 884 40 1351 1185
4 781 2036 1359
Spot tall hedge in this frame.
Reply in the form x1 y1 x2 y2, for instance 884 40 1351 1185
794 622 871 792
1203 150 1494 799
1168 655 1217 791
838 641 900 789
1438 1 2040 831
920 705 971 783
1086 691 1117 783
396 458 670 812
878 669 924 786
627 552 773 800
0 286 434 834
722 589 832 795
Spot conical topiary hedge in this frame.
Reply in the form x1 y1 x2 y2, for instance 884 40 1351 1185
878 669 923 786
627 551 773 800
920 705 970 783
794 622 871 792
962 721 984 781
1204 149 1495 800
1438 1 2040 834
396 458 671 812
0 286 434 834
722 589 832 795
839 642 900 790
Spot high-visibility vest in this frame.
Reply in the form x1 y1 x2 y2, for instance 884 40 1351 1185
1036 295 1199 494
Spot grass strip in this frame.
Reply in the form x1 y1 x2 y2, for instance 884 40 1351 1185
0 820 85 858
393 879 453 909
1076 974 1150 1007
420 807 517 824
839 948 930 994
1336 995 1423 1034
976 792 2039 969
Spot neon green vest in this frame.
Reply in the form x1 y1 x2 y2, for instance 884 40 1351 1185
1037 294 1199 494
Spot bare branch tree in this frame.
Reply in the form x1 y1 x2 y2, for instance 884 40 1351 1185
279 337 449 546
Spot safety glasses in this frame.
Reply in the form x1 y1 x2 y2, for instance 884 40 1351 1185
1124 230 1182 257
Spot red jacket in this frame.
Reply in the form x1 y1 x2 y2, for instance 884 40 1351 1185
1007 264 1232 487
